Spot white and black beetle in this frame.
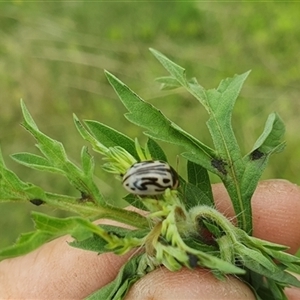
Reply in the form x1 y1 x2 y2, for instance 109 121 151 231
122 160 179 196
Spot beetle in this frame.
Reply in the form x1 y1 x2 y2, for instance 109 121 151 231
122 160 179 196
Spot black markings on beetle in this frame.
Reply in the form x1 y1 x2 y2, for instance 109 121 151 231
211 158 227 175
128 176 173 192
123 161 178 192
30 199 45 206
250 149 264 161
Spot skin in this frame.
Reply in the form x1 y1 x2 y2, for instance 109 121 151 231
0 179 300 299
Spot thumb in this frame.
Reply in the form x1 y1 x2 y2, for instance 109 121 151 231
125 268 255 300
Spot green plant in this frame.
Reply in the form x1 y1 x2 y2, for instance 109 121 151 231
0 49 299 299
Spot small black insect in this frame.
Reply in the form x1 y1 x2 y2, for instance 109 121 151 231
250 149 264 161
211 158 227 175
30 199 45 206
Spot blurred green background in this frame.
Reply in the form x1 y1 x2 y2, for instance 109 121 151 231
0 2 300 248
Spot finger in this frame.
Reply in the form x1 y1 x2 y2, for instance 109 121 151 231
0 208 143 299
0 234 133 299
213 179 300 254
125 268 256 300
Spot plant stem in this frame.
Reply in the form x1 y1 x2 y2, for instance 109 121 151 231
96 203 149 229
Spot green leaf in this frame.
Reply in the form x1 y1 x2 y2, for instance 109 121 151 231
195 249 245 275
3 148 108 216
240 231 300 268
6 151 108 217
243 258 300 288
150 48 207 108
150 49 285 234
146 138 167 161
11 152 65 175
237 244 277 272
203 73 252 232
84 120 138 158
187 160 213 204
0 231 54 260
184 237 218 254
71 225 148 253
21 100 68 164
20 100 105 206
105 70 216 174
0 213 94 260
250 113 286 153
204 72 250 160
150 49 252 231
155 76 182 90
245 271 285 300
86 254 145 300
0 149 47 202
202 219 223 238
265 278 288 300
150 48 187 87
81 146 95 178
0 210 147 261
240 113 286 229
70 233 108 253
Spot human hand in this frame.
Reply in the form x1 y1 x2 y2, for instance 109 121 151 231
0 179 300 299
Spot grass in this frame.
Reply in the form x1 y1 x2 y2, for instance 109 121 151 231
0 2 300 248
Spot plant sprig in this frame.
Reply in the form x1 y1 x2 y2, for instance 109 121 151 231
0 49 297 300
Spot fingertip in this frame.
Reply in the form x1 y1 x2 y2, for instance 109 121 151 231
251 180 300 254
125 268 255 300
0 235 131 298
